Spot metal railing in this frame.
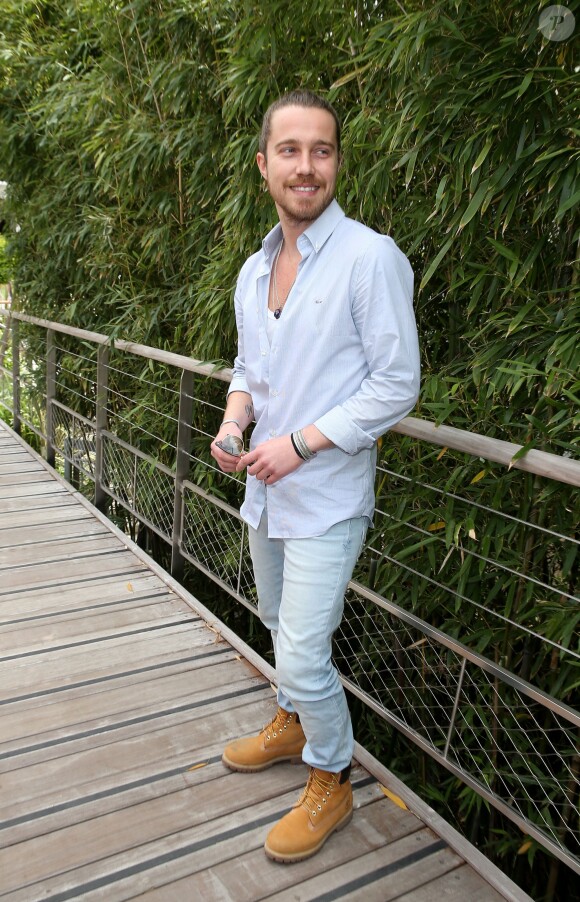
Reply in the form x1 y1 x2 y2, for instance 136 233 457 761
1 308 579 878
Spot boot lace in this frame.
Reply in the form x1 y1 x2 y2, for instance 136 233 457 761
263 708 295 742
297 769 339 817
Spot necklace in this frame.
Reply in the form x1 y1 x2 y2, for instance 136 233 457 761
272 239 294 319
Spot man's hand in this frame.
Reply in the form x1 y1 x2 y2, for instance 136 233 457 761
235 435 303 484
211 423 245 474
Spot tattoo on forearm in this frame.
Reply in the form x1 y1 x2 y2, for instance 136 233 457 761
245 402 254 419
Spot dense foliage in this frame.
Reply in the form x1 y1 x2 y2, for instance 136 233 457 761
1 1 578 452
1 2 578 899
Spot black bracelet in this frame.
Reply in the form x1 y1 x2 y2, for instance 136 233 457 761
290 432 307 460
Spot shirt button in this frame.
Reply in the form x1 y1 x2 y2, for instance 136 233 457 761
270 430 277 437
261 350 267 356
271 389 279 397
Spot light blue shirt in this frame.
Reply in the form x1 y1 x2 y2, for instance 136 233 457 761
229 200 420 538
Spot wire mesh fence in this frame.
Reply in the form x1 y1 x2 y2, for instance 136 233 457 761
181 481 257 611
335 585 579 862
51 402 96 481
0 364 11 412
102 432 175 540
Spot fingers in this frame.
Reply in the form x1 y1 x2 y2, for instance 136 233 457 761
211 449 235 472
215 436 302 482
210 439 242 473
211 424 245 473
236 450 274 482
237 436 304 483
237 452 269 480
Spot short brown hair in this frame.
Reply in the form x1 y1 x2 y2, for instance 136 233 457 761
259 90 341 157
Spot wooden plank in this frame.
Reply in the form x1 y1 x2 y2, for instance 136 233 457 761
0 680 273 774
0 460 45 473
0 450 31 459
395 863 507 901
0 769 384 900
0 600 193 658
0 493 79 514
0 442 29 450
0 558 150 601
0 480 72 499
131 790 421 902
0 691 274 826
0 549 146 590
0 519 111 548
0 619 212 698
0 505 93 530
0 584 182 628
0 657 257 747
261 830 463 902
0 469 56 485
0 533 125 568
0 571 165 622
0 589 178 633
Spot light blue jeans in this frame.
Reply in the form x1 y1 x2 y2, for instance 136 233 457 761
248 511 368 773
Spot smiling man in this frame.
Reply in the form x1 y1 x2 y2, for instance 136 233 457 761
211 90 420 862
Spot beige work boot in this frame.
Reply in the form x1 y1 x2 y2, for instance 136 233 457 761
222 707 306 773
264 764 353 862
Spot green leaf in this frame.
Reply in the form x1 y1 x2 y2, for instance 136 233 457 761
516 70 534 99
471 140 493 175
458 183 490 230
419 236 454 290
556 187 580 220
486 237 521 264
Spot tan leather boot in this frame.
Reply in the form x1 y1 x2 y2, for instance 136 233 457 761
264 764 353 862
222 707 306 773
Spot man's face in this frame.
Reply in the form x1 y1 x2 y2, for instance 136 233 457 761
257 105 339 229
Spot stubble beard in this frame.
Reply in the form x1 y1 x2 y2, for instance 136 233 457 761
269 182 334 227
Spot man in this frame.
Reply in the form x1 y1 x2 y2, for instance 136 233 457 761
211 90 420 863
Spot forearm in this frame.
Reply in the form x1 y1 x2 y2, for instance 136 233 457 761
211 390 253 474
300 424 335 454
220 391 254 434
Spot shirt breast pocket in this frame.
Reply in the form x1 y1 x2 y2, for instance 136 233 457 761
313 296 357 338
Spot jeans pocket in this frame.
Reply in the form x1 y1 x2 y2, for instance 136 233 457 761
357 520 369 558
342 517 368 558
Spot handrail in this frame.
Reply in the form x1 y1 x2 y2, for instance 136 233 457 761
2 308 579 486
0 309 233 382
390 418 580 487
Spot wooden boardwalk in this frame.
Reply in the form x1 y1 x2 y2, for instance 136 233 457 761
0 421 532 902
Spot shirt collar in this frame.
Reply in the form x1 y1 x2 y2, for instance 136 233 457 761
300 200 345 254
262 199 345 262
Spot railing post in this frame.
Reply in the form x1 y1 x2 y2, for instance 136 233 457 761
171 369 194 580
11 316 20 434
46 329 56 466
94 343 109 511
